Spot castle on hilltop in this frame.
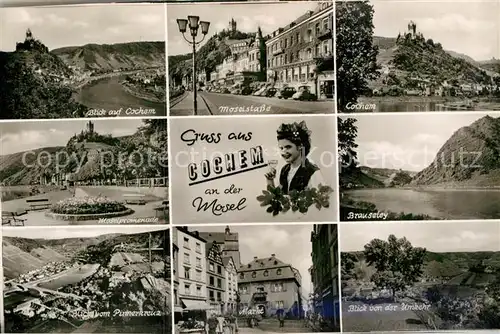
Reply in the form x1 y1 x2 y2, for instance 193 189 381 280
228 18 237 33
86 120 94 134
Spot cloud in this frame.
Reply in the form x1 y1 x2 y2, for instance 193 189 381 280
413 14 495 33
358 140 437 171
2 5 164 51
4 8 44 25
435 231 493 250
0 128 78 155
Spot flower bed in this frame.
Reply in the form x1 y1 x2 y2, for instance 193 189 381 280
50 196 128 215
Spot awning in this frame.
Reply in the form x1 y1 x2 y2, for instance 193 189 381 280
180 298 212 311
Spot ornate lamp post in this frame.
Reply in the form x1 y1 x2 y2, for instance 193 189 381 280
176 16 210 115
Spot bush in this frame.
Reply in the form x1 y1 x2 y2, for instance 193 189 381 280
50 196 128 215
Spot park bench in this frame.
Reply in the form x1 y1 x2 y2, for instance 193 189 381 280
123 194 146 205
154 200 169 218
26 198 50 210
2 211 26 226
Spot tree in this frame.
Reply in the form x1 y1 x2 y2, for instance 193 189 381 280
341 253 358 280
363 234 426 298
337 117 359 185
336 1 380 110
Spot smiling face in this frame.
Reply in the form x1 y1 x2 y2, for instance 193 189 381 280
278 139 302 164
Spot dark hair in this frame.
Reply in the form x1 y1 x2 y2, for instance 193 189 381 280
276 121 312 156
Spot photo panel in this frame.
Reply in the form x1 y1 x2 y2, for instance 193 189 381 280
169 115 338 224
172 223 340 333
0 3 167 119
336 0 500 113
3 226 172 333
339 112 500 221
0 119 169 225
167 2 334 116
340 221 500 332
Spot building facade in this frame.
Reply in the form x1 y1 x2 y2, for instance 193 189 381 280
174 228 210 311
172 242 180 312
265 2 334 98
200 226 241 268
238 255 303 319
223 256 238 315
310 224 340 328
206 242 226 313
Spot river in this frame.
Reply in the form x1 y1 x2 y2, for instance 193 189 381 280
75 76 166 116
346 188 500 219
353 98 500 112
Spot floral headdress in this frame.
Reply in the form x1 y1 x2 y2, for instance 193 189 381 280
276 121 311 144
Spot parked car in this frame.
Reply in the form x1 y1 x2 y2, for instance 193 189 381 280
292 86 317 101
253 86 267 96
221 88 230 94
265 88 278 97
276 87 297 99
241 86 253 95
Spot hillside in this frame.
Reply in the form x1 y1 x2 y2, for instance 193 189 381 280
372 32 493 88
411 115 500 186
345 250 500 283
359 167 415 187
52 41 166 72
479 59 500 74
341 167 385 189
0 51 87 119
0 119 167 186
3 230 167 279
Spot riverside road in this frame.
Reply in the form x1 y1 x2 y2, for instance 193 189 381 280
169 92 334 115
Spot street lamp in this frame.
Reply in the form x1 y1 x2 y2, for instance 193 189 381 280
177 16 210 115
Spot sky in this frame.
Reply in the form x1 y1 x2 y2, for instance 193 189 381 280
372 0 500 61
0 0 150 5
0 119 148 155
167 2 319 56
341 113 493 172
169 115 338 224
2 225 169 239
341 221 500 252
186 224 323 300
0 3 165 51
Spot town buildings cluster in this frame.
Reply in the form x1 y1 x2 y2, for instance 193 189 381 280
174 2 334 99
172 227 303 319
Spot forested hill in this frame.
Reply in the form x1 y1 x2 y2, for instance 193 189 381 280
0 31 87 119
52 41 166 72
373 33 494 85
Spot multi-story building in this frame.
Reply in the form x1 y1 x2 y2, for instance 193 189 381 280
265 2 334 98
172 242 180 312
174 227 210 310
310 224 339 329
206 242 226 313
223 256 238 314
238 255 302 319
200 226 241 268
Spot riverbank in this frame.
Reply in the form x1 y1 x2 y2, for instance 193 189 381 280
340 194 440 221
121 82 165 104
346 95 500 112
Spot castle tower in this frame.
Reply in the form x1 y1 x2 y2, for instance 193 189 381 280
86 120 94 134
229 18 237 32
26 28 33 41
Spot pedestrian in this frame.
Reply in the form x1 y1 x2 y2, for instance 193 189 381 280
276 308 285 329
207 314 218 334
216 314 225 334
